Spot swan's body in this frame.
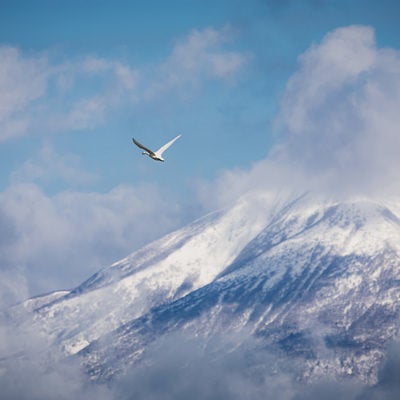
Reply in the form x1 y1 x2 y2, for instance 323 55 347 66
132 134 181 162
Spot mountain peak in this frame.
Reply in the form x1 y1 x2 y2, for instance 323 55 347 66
8 191 400 384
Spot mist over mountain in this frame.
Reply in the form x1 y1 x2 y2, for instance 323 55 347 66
2 23 400 400
3 190 400 399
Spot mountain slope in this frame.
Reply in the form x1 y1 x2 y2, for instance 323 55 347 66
13 191 276 356
9 192 400 385
77 195 400 383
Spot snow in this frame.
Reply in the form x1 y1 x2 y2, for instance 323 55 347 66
7 191 400 384
19 191 276 357
9 290 70 319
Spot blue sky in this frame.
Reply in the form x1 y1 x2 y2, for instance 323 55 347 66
1 0 399 194
1 0 400 300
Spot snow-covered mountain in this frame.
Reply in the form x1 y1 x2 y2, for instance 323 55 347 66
8 191 400 385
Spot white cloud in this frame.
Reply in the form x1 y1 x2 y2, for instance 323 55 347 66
193 158 284 210
274 25 400 196
198 25 400 209
0 310 113 399
46 56 139 132
0 183 185 299
279 25 376 136
169 26 246 79
0 26 247 141
145 26 249 98
0 46 48 141
0 268 29 309
11 143 98 188
0 49 140 139
81 56 139 89
62 94 110 130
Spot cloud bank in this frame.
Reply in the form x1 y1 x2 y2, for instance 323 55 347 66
0 313 112 400
1 323 400 400
203 25 400 208
111 333 400 400
0 183 186 302
275 25 400 196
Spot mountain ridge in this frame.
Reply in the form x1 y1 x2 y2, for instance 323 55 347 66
7 191 400 385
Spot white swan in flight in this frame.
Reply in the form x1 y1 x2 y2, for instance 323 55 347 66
132 134 181 162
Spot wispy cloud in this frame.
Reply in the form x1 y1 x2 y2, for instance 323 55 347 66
0 48 139 140
0 46 48 141
145 26 249 99
45 56 140 132
0 26 248 141
11 143 98 188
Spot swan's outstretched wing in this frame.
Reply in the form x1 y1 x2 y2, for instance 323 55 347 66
132 138 155 156
155 134 182 157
